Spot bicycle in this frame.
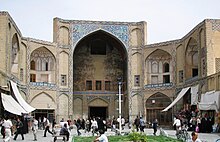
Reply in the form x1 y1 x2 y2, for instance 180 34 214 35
176 125 191 142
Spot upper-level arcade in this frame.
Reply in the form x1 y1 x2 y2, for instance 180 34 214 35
144 48 173 89
30 47 56 86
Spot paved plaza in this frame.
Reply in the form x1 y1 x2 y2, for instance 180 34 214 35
0 126 219 142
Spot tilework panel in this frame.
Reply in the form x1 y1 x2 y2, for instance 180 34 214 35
72 23 129 48
207 19 220 31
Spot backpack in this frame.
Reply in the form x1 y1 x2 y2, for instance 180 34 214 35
140 119 145 126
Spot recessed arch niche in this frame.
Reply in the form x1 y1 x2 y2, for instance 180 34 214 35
146 92 172 125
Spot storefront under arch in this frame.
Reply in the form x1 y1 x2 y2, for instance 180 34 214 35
146 92 172 126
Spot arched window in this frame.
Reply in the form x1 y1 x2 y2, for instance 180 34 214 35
37 59 41 70
45 62 49 71
30 60 36 70
11 34 19 76
11 34 19 63
151 61 158 73
192 52 198 66
163 63 169 73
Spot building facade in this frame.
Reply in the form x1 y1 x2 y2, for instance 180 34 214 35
0 11 219 126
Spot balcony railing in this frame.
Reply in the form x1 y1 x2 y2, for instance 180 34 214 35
144 82 173 89
30 82 56 87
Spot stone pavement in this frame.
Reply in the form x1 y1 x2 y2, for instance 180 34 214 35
0 126 219 142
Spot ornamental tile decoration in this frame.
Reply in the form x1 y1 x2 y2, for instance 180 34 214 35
100 96 111 102
72 23 129 47
74 91 117 95
102 25 129 44
208 19 220 31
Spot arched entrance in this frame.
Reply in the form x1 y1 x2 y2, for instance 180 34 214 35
73 30 128 119
30 92 56 123
89 107 108 119
88 98 108 119
146 92 172 126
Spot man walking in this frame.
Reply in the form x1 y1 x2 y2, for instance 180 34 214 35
43 117 53 137
13 117 24 140
152 119 158 135
134 116 140 132
139 117 145 132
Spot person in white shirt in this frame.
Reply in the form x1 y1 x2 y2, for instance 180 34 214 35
91 118 98 136
173 116 181 135
94 129 108 142
2 116 13 142
32 117 38 141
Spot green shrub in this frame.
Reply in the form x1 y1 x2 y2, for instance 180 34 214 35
128 132 147 142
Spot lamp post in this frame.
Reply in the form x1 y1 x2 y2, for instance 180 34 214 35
117 77 122 135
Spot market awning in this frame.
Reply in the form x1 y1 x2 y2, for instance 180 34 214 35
10 81 36 113
162 87 190 112
198 91 220 112
190 85 199 105
1 93 27 115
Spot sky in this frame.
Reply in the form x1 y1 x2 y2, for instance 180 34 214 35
1 0 220 44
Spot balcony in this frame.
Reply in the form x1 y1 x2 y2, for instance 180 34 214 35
144 82 173 89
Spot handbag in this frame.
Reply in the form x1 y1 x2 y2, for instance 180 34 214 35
195 125 199 132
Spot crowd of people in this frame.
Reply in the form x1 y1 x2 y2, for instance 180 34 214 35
57 117 109 142
0 116 27 141
0 115 111 142
0 111 219 142
173 109 218 133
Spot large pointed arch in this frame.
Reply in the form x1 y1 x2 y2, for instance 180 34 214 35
72 29 128 119
73 30 127 57
73 30 128 92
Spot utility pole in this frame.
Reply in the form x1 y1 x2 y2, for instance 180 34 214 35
117 77 122 135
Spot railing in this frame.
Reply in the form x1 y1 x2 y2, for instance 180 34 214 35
185 76 198 84
30 82 56 87
144 82 173 89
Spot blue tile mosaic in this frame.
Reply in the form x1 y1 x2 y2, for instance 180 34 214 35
72 23 129 47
